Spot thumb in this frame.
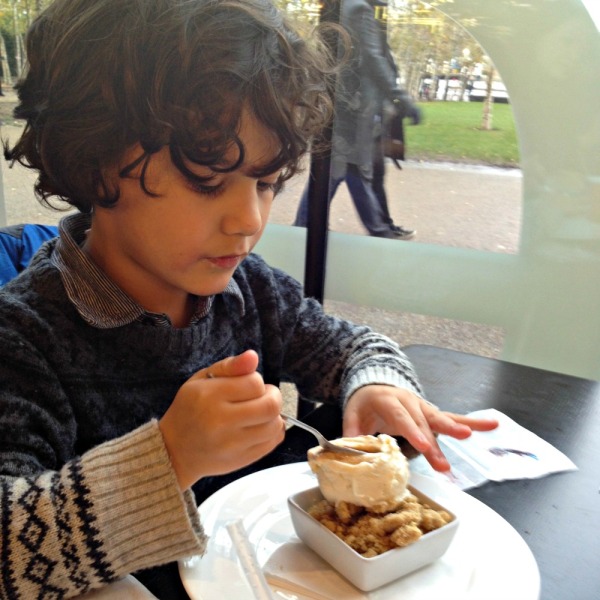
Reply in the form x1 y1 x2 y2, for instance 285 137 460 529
193 349 259 381
342 405 362 437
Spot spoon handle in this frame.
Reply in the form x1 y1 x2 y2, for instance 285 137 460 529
281 413 365 456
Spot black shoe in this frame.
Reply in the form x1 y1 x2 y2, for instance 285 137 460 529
391 225 415 240
372 228 414 240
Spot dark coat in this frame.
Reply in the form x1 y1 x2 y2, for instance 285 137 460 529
331 0 398 179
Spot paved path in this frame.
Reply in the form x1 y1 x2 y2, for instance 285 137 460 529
272 158 522 254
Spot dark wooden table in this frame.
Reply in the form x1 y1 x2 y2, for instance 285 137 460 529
402 344 600 600
141 344 600 600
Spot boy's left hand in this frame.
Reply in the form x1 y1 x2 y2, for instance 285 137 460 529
343 385 498 472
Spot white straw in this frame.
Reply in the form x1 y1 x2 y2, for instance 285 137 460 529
226 519 276 600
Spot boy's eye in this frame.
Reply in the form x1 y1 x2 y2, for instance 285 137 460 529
257 180 277 193
185 171 282 197
187 178 224 197
258 177 283 195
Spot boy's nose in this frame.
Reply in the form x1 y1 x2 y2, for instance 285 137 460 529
222 185 263 236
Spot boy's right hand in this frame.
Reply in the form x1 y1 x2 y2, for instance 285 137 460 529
158 350 284 490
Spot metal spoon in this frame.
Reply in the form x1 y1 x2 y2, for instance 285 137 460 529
282 413 366 456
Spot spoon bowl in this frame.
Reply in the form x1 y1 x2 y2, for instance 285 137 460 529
282 413 366 456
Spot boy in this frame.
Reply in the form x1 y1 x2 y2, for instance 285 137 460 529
0 0 496 597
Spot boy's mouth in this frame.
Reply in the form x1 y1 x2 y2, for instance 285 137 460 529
206 254 246 270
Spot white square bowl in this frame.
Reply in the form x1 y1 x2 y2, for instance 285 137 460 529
288 485 459 592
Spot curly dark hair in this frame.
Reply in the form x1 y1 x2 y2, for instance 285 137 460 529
4 0 337 212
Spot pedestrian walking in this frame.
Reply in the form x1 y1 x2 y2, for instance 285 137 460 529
294 0 416 239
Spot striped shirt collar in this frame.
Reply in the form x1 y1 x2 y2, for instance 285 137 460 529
51 213 244 329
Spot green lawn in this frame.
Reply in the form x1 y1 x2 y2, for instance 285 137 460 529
404 101 520 168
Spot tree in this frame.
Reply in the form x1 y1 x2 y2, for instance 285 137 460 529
481 64 495 131
383 2 485 101
0 31 10 86
274 0 504 130
0 0 54 79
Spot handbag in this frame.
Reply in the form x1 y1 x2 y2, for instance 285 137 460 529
383 110 405 168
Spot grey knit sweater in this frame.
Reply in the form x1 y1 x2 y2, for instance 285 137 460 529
0 216 422 598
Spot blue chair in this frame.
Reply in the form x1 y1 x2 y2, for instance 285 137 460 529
0 223 59 286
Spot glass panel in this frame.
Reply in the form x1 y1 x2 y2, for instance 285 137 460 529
259 0 600 382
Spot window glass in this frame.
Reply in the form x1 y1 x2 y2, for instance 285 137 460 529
262 0 600 382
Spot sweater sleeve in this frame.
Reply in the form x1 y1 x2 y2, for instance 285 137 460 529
0 421 207 599
257 262 424 405
289 308 423 407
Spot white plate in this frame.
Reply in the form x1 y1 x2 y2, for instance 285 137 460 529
179 463 540 600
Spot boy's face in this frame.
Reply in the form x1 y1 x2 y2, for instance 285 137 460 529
85 110 282 325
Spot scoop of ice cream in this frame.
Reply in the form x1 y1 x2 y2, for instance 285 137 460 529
307 434 410 512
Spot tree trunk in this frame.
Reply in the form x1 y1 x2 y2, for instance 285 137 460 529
481 67 495 130
0 33 11 86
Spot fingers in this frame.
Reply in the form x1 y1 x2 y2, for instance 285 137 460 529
159 382 284 490
345 397 450 471
343 386 499 474
405 406 499 470
420 444 451 472
451 413 499 431
344 387 431 448
215 415 286 472
378 400 449 467
223 384 283 425
424 410 499 439
191 349 259 381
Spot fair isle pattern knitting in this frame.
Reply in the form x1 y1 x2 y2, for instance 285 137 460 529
1 464 113 597
1 420 206 599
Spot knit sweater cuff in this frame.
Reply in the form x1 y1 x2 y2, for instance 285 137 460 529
342 365 430 408
342 366 436 459
80 420 207 576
